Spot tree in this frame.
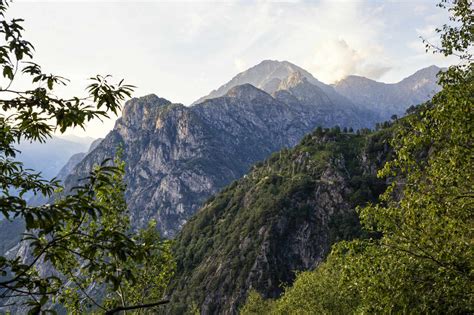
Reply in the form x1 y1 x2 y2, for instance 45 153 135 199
241 0 473 313
55 153 175 314
0 1 171 313
354 0 473 311
103 222 175 315
240 290 276 315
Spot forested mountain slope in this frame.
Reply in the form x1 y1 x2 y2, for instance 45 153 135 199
167 127 393 314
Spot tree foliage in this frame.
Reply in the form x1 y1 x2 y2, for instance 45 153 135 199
102 221 175 315
241 0 473 313
55 154 175 314
0 1 173 313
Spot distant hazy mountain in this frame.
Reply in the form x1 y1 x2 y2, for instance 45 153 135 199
334 65 441 119
193 60 332 104
0 136 96 261
196 60 382 127
56 138 103 181
3 135 94 206
16 136 94 181
27 138 103 206
194 60 365 117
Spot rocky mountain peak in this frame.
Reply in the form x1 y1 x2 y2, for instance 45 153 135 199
334 75 377 87
408 65 441 78
224 83 273 102
192 60 324 104
398 65 441 90
277 71 307 90
121 94 172 127
128 93 171 107
333 65 441 118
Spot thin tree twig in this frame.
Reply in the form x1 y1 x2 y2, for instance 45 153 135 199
104 300 170 315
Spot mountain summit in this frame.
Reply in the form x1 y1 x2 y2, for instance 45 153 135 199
224 83 274 103
193 60 328 104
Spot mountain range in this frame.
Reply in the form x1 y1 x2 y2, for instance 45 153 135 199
196 60 441 121
56 60 440 238
27 138 103 206
15 136 93 183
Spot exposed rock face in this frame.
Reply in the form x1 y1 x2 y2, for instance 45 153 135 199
167 128 392 314
334 65 441 119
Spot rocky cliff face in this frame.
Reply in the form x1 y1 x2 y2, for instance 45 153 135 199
60 77 374 237
334 65 441 119
167 127 393 314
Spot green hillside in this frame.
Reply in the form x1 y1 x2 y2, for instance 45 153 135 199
167 126 393 314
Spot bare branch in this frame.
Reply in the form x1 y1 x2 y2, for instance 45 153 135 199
104 300 170 315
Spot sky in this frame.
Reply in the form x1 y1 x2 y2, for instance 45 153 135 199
8 0 456 138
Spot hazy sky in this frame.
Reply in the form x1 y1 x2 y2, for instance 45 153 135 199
9 0 455 138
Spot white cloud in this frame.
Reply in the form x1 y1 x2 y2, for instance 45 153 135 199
308 39 391 83
309 40 361 82
414 4 429 15
233 58 247 72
